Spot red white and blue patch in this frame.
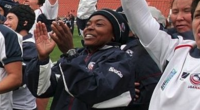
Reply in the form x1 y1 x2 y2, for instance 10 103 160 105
88 62 96 71
190 73 200 85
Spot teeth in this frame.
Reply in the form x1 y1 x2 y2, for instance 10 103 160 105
85 34 93 38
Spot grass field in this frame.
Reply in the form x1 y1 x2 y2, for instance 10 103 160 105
46 26 83 110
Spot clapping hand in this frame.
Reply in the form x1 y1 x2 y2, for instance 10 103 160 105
50 21 74 53
34 22 56 60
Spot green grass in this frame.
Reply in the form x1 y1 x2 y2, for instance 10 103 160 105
46 26 83 110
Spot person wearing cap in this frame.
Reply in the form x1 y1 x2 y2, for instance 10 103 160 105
4 4 37 110
0 0 18 23
25 8 136 110
116 6 162 110
0 0 18 16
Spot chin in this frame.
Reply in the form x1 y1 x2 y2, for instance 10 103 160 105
84 43 93 47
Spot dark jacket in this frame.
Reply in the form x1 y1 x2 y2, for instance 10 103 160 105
122 38 162 110
25 45 136 110
167 28 194 40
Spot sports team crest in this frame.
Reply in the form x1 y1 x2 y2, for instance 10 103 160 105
190 73 200 85
126 49 133 57
88 62 96 70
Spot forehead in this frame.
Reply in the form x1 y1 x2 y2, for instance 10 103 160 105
172 0 192 8
7 13 18 18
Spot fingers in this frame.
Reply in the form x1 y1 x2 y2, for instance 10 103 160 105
34 23 41 43
135 88 140 93
134 88 140 101
134 82 140 101
51 21 72 40
135 82 140 86
34 22 49 43
40 22 48 37
49 32 58 43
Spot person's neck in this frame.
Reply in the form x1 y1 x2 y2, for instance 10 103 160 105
19 30 28 37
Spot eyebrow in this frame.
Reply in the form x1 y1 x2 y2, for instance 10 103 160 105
194 10 200 14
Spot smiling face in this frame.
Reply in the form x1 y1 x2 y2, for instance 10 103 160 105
170 0 192 33
4 13 18 31
192 2 200 48
83 15 114 52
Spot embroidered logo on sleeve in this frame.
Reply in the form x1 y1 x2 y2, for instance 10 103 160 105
108 67 123 78
161 69 177 90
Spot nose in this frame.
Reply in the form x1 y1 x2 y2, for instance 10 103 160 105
176 12 184 21
3 20 8 25
85 23 95 30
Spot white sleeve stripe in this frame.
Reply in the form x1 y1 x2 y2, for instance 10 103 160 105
37 60 52 95
92 91 132 108
59 63 74 97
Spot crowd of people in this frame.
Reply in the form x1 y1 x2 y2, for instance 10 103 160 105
0 0 198 110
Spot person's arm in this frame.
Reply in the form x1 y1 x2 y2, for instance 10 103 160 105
41 0 58 20
0 25 23 93
121 0 183 71
25 22 58 97
77 0 98 19
48 0 57 5
36 98 49 110
60 50 135 108
0 61 22 93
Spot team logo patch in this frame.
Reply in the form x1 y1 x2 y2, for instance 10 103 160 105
180 72 190 80
108 67 123 78
88 62 95 71
126 49 134 57
190 73 200 85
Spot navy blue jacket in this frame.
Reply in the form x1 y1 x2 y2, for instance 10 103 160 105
167 28 194 40
122 38 162 110
25 45 136 110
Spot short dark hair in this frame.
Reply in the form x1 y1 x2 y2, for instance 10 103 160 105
191 0 200 20
38 0 45 6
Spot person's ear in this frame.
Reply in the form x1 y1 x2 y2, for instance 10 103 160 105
23 21 28 26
